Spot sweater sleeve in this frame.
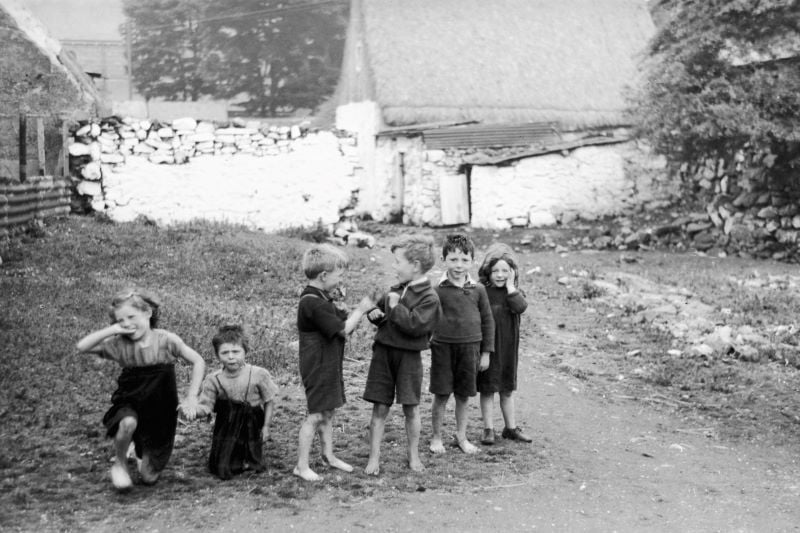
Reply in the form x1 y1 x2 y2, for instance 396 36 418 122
255 367 279 404
477 286 495 353
388 292 439 337
195 374 218 417
507 290 528 314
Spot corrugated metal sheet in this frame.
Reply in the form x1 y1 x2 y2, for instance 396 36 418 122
0 178 71 237
423 122 561 149
467 135 630 165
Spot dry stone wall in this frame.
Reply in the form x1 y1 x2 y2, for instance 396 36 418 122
68 117 362 232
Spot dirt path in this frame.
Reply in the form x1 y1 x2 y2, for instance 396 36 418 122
124 299 800 532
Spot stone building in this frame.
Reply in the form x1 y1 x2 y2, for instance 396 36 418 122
335 0 669 229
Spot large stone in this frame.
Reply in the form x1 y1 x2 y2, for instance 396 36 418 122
757 206 778 219
76 179 102 197
68 142 90 156
693 230 717 251
172 117 197 132
81 161 102 180
528 210 557 227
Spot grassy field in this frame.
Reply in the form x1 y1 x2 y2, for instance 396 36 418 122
2 215 800 531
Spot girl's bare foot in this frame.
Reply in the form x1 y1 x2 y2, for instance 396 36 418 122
110 461 133 491
293 465 322 481
429 438 446 454
456 438 480 454
324 455 353 472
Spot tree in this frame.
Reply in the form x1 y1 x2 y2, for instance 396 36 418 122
122 0 212 101
202 0 347 115
632 0 800 165
122 0 347 114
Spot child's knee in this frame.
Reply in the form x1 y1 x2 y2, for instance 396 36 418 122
117 416 137 436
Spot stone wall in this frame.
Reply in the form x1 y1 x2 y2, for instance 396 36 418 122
68 117 362 232
471 142 672 230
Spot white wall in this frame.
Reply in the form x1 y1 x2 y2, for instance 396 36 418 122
335 101 381 215
101 131 360 232
471 142 670 229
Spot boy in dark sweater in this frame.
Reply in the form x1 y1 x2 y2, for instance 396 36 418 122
429 233 494 454
363 235 440 474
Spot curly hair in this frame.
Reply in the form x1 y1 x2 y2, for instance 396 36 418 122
441 233 475 259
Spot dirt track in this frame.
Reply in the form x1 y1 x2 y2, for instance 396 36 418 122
114 280 800 532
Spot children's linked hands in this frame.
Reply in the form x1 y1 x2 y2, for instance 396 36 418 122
178 397 199 420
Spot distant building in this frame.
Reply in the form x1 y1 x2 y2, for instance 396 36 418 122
25 0 133 104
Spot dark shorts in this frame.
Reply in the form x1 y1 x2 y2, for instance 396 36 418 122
363 343 422 406
429 341 480 397
477 349 517 393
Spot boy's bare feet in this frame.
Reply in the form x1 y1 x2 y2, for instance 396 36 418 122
364 460 380 476
455 438 480 454
293 465 322 481
408 458 425 472
138 455 160 485
110 461 133 491
323 455 353 472
429 438 446 454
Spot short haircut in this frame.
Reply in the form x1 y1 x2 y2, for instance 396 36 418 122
391 234 436 273
212 324 249 354
442 233 475 259
108 287 161 328
302 243 349 279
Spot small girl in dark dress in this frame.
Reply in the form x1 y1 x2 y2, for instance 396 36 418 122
189 325 278 479
476 244 532 444
75 288 205 491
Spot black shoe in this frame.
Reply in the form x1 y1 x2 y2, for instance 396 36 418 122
501 427 533 443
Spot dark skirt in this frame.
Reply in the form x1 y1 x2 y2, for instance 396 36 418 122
208 398 266 480
103 363 178 473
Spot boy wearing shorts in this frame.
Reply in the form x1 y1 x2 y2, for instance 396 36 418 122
363 235 440 474
429 233 495 454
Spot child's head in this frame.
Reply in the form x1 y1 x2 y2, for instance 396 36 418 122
212 324 249 373
108 288 161 334
441 233 475 280
442 233 475 260
211 324 249 355
391 234 436 282
302 243 349 291
478 243 520 288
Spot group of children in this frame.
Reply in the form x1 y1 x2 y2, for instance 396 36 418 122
76 233 531 491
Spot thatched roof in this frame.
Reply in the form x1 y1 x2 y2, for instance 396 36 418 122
0 0 106 116
339 0 655 130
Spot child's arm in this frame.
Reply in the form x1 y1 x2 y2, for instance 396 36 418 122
385 292 439 336
173 339 206 419
505 269 528 314
343 296 374 335
191 376 217 421
75 324 129 354
262 400 275 442
477 286 496 354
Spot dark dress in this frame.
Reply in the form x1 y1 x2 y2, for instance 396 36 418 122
208 368 266 480
477 287 528 393
103 363 178 473
297 286 348 412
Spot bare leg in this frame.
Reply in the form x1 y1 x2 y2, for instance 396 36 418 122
110 416 136 490
365 403 390 475
480 392 495 430
429 394 449 454
320 409 353 472
294 412 323 481
403 404 424 471
454 394 479 454
499 391 516 430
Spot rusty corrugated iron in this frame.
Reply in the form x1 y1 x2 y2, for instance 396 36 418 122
0 178 71 237
422 122 561 149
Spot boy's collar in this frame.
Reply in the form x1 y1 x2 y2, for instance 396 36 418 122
438 272 475 287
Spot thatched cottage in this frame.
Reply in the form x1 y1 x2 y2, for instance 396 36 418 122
335 0 668 229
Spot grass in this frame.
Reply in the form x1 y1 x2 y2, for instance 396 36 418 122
0 217 544 532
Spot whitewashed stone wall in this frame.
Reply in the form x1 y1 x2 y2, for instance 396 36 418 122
100 131 360 232
471 142 671 229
